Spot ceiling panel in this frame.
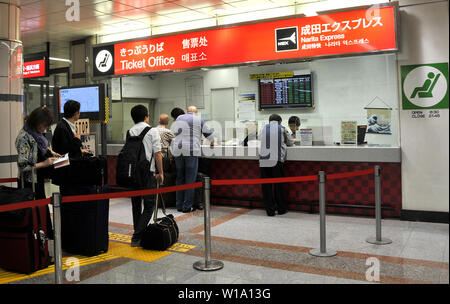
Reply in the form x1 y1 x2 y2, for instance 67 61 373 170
171 0 226 9
19 0 325 54
113 0 171 8
93 1 136 14
142 1 187 14
195 3 240 16
163 9 210 22
136 14 177 26
112 7 152 19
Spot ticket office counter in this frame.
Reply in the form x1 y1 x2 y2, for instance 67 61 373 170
105 144 402 218
203 145 402 218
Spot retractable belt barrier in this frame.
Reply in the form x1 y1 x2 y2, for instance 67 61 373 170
0 178 18 184
0 166 390 283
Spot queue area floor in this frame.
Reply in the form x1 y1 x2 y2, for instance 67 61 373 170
2 198 448 284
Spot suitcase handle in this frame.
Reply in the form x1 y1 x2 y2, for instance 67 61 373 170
152 181 169 223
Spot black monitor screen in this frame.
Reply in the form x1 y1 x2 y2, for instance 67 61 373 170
259 74 313 109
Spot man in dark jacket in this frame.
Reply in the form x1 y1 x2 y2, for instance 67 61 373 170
52 99 84 158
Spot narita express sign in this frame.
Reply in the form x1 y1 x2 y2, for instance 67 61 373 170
93 4 397 76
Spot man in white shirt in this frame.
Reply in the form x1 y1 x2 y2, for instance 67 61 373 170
259 114 293 216
128 105 164 246
171 106 214 213
156 113 175 159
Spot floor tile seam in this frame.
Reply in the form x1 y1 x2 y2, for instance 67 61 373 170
187 207 253 234
72 257 133 284
184 236 446 282
109 221 134 230
181 249 435 284
188 234 449 270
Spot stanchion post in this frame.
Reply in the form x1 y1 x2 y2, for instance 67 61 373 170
366 166 392 245
193 176 224 271
52 192 63 284
309 171 337 257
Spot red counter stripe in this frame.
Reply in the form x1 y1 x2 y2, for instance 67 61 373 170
61 182 203 203
0 198 51 213
211 175 318 186
327 168 375 180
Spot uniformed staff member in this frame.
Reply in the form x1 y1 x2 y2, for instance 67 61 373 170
288 116 301 141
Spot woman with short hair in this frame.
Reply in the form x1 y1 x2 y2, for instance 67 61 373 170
15 106 60 239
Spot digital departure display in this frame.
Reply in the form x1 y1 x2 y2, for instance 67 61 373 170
60 86 100 114
258 75 313 109
58 84 105 120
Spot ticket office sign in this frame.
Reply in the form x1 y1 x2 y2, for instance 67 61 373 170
94 4 397 76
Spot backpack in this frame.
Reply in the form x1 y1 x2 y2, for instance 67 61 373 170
116 126 152 188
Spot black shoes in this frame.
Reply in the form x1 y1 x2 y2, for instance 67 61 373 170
278 209 288 215
182 208 194 213
193 204 204 211
266 209 288 216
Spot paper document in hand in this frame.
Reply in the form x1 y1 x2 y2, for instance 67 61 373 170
54 153 70 169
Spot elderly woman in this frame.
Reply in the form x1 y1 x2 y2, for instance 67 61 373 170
15 106 60 239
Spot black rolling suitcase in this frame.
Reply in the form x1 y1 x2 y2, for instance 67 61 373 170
52 155 107 186
60 184 110 256
0 172 51 274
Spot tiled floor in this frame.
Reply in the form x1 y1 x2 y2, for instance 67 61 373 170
3 198 449 284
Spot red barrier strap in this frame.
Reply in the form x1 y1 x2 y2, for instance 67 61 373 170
327 168 375 180
0 198 51 213
62 182 203 203
211 175 318 186
0 168 376 212
0 178 18 184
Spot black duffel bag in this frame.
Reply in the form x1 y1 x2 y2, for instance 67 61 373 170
141 184 179 251
52 155 107 186
0 185 34 221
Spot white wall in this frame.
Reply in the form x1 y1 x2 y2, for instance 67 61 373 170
397 0 449 212
121 75 160 99
156 67 238 125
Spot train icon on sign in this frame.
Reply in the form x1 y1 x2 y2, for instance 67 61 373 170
275 27 299 52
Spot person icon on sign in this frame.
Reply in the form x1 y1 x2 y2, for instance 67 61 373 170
410 72 441 98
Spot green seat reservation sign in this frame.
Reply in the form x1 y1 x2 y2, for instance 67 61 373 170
401 62 449 110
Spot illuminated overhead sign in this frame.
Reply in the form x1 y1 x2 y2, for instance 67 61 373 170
93 4 397 76
23 59 46 78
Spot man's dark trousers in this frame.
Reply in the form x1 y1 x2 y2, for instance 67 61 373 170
131 176 156 241
260 161 287 215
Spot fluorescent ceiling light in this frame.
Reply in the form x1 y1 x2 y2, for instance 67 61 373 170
49 57 72 63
